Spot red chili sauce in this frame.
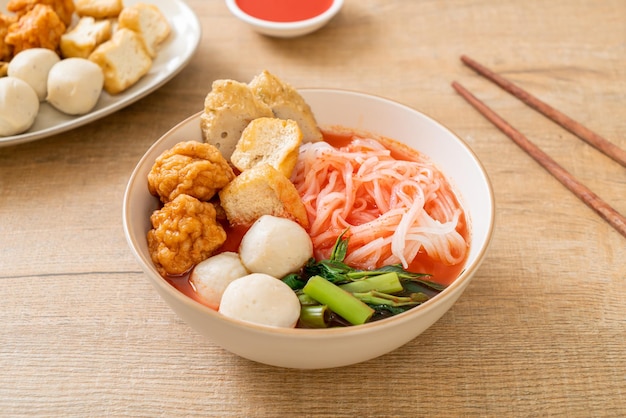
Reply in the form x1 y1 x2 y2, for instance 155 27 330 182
236 0 334 22
166 129 469 304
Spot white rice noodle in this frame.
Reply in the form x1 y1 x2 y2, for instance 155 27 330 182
292 136 468 271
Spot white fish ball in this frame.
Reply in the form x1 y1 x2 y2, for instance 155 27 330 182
239 215 313 278
47 58 104 115
0 77 39 136
219 273 301 328
8 48 60 101
190 252 249 310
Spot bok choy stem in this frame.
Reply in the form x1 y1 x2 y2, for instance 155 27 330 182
338 272 403 294
302 276 374 325
352 291 429 307
299 305 330 328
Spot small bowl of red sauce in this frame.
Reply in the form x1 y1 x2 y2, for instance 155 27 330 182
225 0 344 38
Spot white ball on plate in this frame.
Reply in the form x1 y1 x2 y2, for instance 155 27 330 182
239 215 313 278
0 77 40 136
47 58 104 115
8 48 61 101
190 252 249 310
219 273 301 328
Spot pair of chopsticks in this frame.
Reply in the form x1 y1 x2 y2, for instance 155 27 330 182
452 55 626 239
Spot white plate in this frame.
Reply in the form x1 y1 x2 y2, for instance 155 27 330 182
0 0 201 147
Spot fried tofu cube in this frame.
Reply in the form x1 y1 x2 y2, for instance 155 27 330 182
60 17 112 59
118 3 170 58
230 117 303 178
200 79 274 159
75 0 123 19
219 164 309 229
89 28 152 94
249 70 323 143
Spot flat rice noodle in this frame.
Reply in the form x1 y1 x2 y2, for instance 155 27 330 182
291 136 468 274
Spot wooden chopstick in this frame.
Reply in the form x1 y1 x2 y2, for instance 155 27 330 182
451 80 626 239
460 55 626 168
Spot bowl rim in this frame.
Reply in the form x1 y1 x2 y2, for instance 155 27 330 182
224 0 344 30
123 87 495 339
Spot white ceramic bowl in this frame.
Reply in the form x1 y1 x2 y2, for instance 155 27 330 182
225 0 343 38
123 89 495 369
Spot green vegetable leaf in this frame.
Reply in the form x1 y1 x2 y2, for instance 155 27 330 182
329 229 350 262
282 274 306 290
282 228 449 325
371 304 412 316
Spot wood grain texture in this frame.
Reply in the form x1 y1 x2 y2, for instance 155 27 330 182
1 1 625 416
452 80 626 237
459 55 626 167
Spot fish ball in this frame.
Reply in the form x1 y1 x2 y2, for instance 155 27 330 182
0 77 39 136
47 58 104 115
239 215 313 278
219 273 301 328
190 252 249 310
8 48 60 101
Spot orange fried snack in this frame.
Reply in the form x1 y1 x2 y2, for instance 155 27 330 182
0 14 17 61
7 0 75 26
148 141 236 204
147 194 227 277
5 4 66 55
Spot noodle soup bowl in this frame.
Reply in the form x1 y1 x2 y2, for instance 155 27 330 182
123 89 495 369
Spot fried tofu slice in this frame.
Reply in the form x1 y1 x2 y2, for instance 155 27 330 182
60 16 112 59
89 28 152 94
75 0 123 19
248 70 323 143
230 117 303 178
200 79 274 160
118 3 171 58
218 164 309 229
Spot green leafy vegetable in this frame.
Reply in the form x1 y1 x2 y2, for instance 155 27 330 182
282 274 306 290
282 229 448 326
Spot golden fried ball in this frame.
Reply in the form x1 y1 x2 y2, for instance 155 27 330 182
148 141 235 204
147 194 227 277
0 14 17 61
7 0 75 26
5 4 66 55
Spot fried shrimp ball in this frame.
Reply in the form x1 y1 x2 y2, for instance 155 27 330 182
148 194 227 277
7 0 75 26
148 141 236 204
5 4 66 55
0 14 17 61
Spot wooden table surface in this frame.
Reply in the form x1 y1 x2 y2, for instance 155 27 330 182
1 0 625 416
